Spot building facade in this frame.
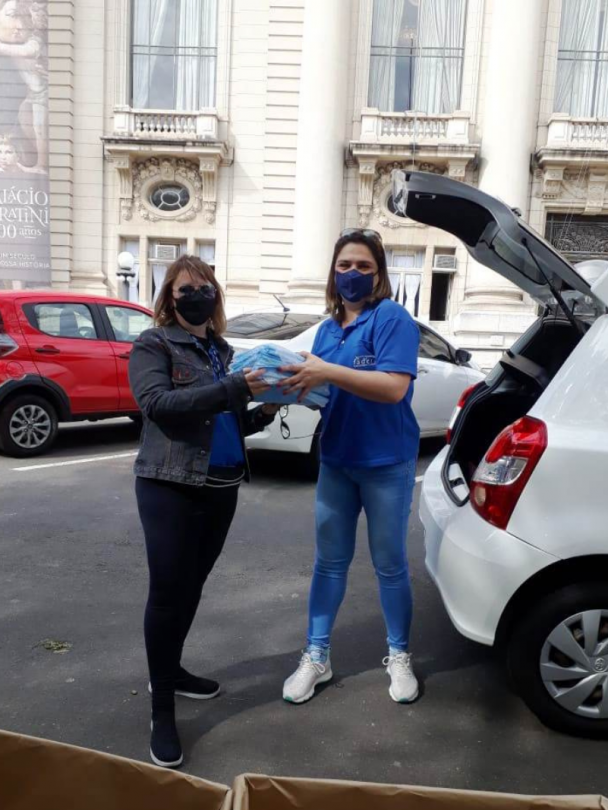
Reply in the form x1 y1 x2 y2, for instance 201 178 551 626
2 0 608 367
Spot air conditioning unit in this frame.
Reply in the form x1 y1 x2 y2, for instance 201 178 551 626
433 254 457 271
154 244 179 261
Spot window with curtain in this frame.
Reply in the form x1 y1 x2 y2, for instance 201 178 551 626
555 0 608 117
148 240 187 303
368 0 467 114
198 241 216 270
132 0 218 111
386 249 424 316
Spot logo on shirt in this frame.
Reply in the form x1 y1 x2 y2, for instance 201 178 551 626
354 355 376 368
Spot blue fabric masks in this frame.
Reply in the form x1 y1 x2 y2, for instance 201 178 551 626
335 270 374 303
230 344 330 409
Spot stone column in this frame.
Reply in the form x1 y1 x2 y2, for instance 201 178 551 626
68 0 108 294
288 0 352 303
48 0 76 289
113 0 131 111
455 0 544 361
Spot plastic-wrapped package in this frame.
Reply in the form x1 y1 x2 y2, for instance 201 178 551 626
230 344 330 409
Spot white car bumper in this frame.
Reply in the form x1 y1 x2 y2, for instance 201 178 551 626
420 448 559 646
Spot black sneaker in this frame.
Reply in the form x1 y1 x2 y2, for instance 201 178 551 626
150 711 183 769
148 669 220 701
176 669 221 700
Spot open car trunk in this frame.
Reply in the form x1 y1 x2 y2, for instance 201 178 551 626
392 170 608 505
446 315 586 500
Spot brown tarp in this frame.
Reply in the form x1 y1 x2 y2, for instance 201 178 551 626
1 730 607 810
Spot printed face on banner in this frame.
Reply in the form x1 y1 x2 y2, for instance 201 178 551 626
0 0 50 285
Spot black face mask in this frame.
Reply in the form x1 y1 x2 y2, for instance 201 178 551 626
174 285 217 327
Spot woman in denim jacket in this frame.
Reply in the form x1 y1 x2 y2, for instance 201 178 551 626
129 255 277 769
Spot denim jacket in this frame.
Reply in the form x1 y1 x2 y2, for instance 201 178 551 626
128 324 274 486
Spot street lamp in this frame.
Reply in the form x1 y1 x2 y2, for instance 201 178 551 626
117 251 137 302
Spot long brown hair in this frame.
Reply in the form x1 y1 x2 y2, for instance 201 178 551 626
325 232 393 321
154 255 227 335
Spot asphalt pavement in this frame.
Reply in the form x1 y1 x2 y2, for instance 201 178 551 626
1 420 607 794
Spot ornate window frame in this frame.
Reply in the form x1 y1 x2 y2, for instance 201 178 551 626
133 159 203 223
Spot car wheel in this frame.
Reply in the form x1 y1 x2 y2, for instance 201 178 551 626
0 395 59 458
507 583 608 738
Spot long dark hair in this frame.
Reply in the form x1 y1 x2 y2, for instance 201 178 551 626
325 232 393 321
154 255 227 335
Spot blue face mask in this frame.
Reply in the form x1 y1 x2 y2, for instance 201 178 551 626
335 269 375 303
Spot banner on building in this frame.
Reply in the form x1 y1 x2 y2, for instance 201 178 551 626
0 0 50 285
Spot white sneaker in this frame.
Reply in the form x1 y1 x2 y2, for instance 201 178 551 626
383 652 419 703
283 652 333 704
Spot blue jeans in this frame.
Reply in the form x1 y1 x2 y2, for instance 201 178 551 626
308 459 417 653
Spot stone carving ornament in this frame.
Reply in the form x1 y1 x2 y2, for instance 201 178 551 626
537 166 608 215
561 169 589 201
372 161 444 229
132 157 203 222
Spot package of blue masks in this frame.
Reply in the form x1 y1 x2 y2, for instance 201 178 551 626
230 344 330 409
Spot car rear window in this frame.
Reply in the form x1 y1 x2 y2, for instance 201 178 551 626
225 313 325 340
26 302 99 340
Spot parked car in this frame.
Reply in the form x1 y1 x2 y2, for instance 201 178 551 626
225 306 485 472
400 170 608 738
0 291 153 457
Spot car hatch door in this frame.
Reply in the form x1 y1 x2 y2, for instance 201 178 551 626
394 170 603 315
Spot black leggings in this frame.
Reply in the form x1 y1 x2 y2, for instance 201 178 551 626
135 476 239 709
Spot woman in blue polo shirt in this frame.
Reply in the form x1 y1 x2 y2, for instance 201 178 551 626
281 229 420 705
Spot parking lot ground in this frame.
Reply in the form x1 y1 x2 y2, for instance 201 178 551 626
1 420 607 793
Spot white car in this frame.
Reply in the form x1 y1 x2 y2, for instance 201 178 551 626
225 306 485 472
401 170 608 738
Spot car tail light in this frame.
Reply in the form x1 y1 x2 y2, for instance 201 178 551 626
470 417 548 531
446 384 480 444
0 312 18 359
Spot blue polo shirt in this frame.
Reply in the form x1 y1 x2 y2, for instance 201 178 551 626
312 299 420 468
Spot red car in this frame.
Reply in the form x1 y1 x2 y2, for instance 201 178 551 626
0 290 154 457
